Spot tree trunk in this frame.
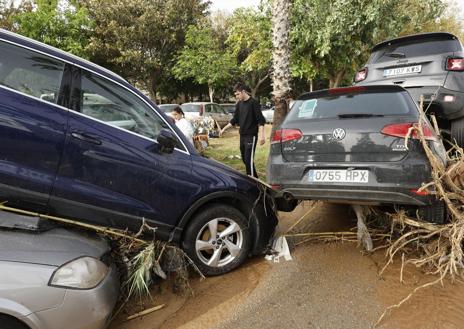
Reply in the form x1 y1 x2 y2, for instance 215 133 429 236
329 70 345 89
309 78 313 92
271 0 291 131
208 84 214 103
251 74 269 98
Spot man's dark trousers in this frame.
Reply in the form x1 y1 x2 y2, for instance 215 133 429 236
240 134 258 178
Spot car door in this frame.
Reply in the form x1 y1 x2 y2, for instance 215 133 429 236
0 40 68 211
48 68 195 237
213 104 230 127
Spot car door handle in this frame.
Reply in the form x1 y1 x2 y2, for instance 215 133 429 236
71 132 102 145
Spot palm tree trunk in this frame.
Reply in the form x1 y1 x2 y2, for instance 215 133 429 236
271 0 291 131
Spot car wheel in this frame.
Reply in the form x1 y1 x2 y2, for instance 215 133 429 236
451 117 464 147
0 315 30 329
182 204 251 276
418 200 446 224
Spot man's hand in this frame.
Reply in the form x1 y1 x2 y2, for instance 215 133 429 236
259 137 265 145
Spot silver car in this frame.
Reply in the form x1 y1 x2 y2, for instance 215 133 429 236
354 32 464 146
0 228 119 329
181 102 233 128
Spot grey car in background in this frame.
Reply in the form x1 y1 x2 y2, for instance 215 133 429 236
267 85 447 223
0 228 119 329
354 32 464 146
158 103 180 113
181 102 233 128
220 103 236 114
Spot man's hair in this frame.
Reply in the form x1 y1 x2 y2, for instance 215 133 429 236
233 82 249 93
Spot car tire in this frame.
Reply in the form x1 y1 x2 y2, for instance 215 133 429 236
451 117 464 147
182 204 251 276
418 200 446 224
0 315 30 329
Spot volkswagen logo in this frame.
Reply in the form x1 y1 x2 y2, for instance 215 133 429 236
332 128 346 140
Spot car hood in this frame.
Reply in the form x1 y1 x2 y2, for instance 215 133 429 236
0 228 110 266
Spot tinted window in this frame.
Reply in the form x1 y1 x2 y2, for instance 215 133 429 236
80 71 180 147
205 104 212 113
181 104 200 112
287 91 415 122
369 38 460 63
0 41 64 103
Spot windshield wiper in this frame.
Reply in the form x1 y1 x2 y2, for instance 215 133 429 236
337 113 384 119
385 52 405 58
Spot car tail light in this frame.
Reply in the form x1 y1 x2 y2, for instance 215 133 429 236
271 184 281 190
446 58 464 71
354 68 368 82
328 86 366 94
199 104 204 115
271 129 303 144
410 188 429 196
381 122 436 141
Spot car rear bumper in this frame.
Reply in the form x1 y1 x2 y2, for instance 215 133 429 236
24 265 119 329
404 86 464 120
274 186 430 206
267 151 436 207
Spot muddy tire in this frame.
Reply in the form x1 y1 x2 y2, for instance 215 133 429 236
418 200 446 224
182 204 251 276
451 117 464 148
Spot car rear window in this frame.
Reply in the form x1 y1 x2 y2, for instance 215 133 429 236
286 91 415 122
181 104 200 112
369 38 460 64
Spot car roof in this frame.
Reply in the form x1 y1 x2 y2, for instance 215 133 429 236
372 32 459 52
182 102 215 105
298 85 406 100
0 28 128 86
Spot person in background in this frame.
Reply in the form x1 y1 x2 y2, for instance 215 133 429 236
220 83 266 178
171 106 194 145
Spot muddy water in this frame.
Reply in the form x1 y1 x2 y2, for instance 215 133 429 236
112 202 464 329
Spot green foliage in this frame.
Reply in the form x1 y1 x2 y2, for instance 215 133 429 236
173 23 236 99
82 0 208 99
225 7 272 96
290 0 446 88
2 0 93 58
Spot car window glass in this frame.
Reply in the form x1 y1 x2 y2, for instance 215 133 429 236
0 41 64 103
370 39 459 63
214 104 224 114
181 104 199 113
80 71 185 150
287 91 413 122
205 104 212 113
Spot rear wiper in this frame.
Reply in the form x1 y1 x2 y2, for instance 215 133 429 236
385 52 405 58
337 113 384 119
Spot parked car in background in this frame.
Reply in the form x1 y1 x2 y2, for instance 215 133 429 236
354 32 464 146
181 102 233 128
268 85 447 223
220 103 236 114
0 227 119 329
262 107 274 124
158 103 180 113
0 29 288 276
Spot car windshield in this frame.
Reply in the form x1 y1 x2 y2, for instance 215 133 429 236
286 91 415 122
369 38 460 64
158 104 178 113
181 104 200 112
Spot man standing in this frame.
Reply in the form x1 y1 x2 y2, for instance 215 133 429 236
220 83 266 178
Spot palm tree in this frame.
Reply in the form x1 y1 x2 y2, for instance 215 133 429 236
271 0 291 130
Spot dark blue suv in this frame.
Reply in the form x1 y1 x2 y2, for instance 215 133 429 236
0 29 286 276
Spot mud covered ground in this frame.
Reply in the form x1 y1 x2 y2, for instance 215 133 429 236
111 202 464 329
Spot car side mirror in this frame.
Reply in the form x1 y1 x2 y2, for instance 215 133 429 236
157 129 177 154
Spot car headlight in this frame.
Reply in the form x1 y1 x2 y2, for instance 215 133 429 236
49 256 109 289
